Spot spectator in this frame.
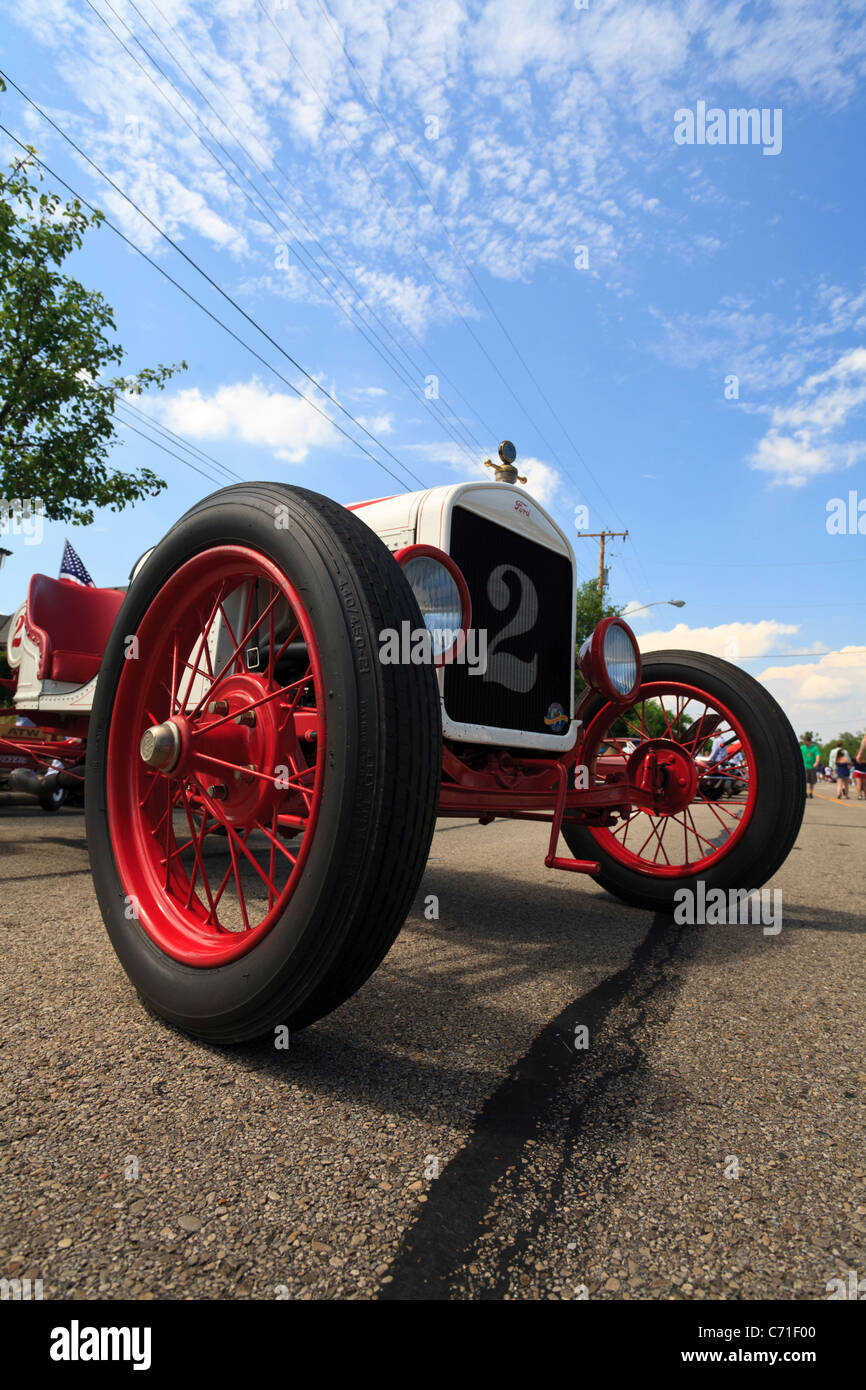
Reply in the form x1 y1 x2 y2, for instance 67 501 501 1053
834 745 851 800
853 732 866 800
799 732 822 800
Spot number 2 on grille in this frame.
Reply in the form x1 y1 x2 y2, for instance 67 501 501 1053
484 564 539 693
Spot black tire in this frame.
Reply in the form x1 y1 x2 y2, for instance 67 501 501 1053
564 650 804 911
699 781 724 801
38 782 66 813
86 484 441 1042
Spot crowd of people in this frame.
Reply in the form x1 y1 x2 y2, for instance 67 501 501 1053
800 732 866 801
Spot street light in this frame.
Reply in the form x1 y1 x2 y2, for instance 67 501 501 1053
0 548 11 572
624 599 686 617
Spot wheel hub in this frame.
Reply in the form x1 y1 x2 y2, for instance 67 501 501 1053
139 719 181 772
626 737 698 815
196 673 288 825
139 671 295 825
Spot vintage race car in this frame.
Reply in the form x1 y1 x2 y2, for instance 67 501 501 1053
8 458 804 1042
2 575 122 808
0 723 85 811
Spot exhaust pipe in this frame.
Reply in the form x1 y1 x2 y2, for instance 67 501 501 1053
7 768 45 796
44 769 84 791
6 767 83 796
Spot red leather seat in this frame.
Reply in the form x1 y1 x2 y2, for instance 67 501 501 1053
26 575 124 685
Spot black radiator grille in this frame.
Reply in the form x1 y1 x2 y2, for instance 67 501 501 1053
444 505 573 736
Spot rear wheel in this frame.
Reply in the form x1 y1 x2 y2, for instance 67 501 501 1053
86 484 441 1042
564 651 804 911
38 782 66 813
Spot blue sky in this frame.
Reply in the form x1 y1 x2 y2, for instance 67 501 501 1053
1 0 864 738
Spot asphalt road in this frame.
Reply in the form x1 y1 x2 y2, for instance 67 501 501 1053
0 788 863 1301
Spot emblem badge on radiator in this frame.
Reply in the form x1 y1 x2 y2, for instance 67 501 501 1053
544 701 568 733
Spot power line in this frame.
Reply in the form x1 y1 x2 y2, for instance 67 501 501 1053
744 649 866 660
657 558 865 568
74 4 424 489
256 2 581 487
93 0 481 471
270 0 659 598
0 91 425 494
0 122 420 495
695 601 866 608
117 398 241 483
115 413 228 486
114 402 242 486
139 0 492 464
309 0 634 531
88 376 242 484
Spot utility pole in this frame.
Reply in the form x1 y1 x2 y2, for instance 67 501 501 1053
576 531 629 596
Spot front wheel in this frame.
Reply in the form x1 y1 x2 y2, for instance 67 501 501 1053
86 484 441 1042
564 651 804 911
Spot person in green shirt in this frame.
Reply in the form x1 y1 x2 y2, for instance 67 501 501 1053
800 733 822 798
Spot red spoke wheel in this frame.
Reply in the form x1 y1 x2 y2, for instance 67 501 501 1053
564 651 804 911
86 485 441 1042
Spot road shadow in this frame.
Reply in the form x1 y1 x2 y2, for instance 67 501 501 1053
175 858 864 1111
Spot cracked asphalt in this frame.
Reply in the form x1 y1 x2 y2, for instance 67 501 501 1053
0 787 863 1300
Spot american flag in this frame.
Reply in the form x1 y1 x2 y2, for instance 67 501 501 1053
59 539 94 587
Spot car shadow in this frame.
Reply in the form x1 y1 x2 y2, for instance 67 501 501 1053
171 861 864 1117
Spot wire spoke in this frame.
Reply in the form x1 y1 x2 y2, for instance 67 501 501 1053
190 587 281 716
191 673 307 737
254 817 299 867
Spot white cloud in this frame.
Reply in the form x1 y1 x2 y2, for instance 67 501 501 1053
749 431 866 486
355 412 394 435
516 456 561 506
757 646 866 738
12 0 866 345
407 440 472 471
630 620 865 734
651 299 866 487
776 347 866 431
406 441 563 505
637 619 799 660
151 379 338 462
750 346 866 485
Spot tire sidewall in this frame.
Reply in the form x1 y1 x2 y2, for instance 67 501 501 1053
86 492 409 1030
566 653 804 907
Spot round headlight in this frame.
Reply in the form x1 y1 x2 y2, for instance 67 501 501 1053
394 545 471 665
579 617 641 704
603 621 638 698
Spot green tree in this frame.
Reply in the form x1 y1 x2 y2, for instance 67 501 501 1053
574 579 693 741
820 730 864 764
574 576 620 698
0 146 185 523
